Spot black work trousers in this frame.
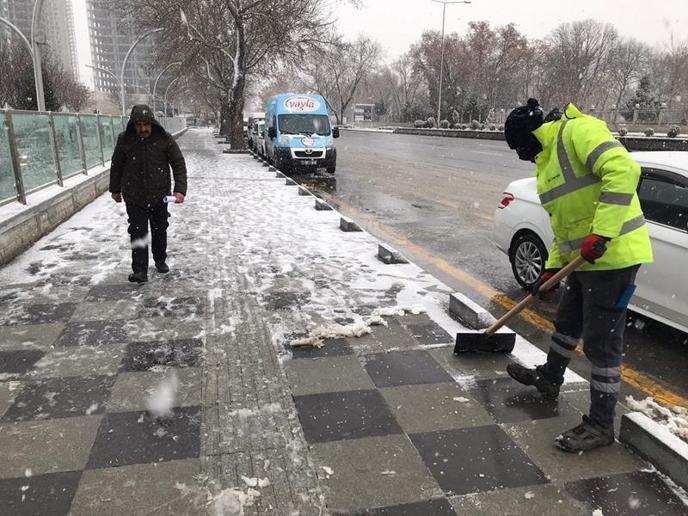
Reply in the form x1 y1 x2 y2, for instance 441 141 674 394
540 265 640 429
125 203 169 272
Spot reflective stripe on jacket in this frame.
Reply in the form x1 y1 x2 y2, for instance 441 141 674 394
532 104 653 271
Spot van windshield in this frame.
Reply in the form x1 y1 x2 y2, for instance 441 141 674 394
278 114 330 136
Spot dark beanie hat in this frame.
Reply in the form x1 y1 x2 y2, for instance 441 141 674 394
129 104 155 123
504 98 544 150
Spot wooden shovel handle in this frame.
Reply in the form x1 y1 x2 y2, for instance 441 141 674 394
485 255 587 336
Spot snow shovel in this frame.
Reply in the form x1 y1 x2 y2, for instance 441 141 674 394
454 255 587 353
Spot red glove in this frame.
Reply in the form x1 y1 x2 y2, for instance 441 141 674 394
580 234 609 263
531 269 560 301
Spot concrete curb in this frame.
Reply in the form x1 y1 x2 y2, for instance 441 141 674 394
314 198 333 211
377 243 408 264
449 292 497 329
222 149 250 154
620 412 688 492
339 217 362 232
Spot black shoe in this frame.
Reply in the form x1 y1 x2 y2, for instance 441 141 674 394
155 262 169 273
555 415 615 453
128 271 148 283
506 363 561 400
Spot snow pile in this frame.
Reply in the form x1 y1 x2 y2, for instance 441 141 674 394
146 372 179 418
212 487 260 516
290 305 428 348
626 396 688 440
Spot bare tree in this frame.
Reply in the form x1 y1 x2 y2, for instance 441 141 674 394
300 36 381 124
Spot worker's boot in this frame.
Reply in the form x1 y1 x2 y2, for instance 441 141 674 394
555 415 614 453
506 363 560 400
128 271 148 283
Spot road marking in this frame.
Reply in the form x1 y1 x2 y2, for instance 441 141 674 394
322 191 688 409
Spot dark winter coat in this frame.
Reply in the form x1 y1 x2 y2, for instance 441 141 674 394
109 106 187 207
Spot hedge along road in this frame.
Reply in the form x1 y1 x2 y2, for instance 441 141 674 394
305 129 688 408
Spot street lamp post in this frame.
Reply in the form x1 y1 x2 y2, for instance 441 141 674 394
120 27 164 115
163 76 181 119
152 62 181 114
432 0 471 125
0 0 47 111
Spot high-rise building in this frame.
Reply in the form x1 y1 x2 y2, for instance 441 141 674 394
2 0 78 80
86 0 155 107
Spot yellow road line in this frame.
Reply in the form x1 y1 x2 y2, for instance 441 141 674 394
323 192 688 409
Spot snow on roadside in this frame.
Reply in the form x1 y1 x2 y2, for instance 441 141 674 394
626 396 688 440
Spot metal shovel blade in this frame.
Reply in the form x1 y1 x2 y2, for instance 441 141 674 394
454 331 516 353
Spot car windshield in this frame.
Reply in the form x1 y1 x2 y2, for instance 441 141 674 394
278 114 330 136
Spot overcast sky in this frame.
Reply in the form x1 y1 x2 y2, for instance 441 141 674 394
334 0 688 61
74 0 687 87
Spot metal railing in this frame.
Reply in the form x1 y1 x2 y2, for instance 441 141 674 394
0 110 187 207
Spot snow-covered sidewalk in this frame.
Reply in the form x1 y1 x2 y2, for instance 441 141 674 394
0 128 686 515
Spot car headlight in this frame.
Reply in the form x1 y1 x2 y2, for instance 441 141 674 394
279 135 289 146
326 137 334 146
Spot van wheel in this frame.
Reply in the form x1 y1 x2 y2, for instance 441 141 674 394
510 232 548 290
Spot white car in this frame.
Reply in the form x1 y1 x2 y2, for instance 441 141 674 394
493 151 688 334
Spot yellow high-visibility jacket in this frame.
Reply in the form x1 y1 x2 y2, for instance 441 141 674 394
532 104 653 271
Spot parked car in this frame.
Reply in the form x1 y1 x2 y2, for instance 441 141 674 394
493 151 688 334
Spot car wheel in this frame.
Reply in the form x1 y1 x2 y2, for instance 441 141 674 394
510 232 548 290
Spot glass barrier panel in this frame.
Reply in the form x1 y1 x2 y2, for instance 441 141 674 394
52 115 82 177
99 116 114 159
80 115 100 168
0 112 18 202
11 113 57 192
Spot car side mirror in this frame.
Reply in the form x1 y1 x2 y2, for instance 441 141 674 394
268 127 276 139
332 127 340 139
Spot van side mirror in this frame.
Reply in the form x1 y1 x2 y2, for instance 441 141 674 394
332 127 340 139
268 127 276 139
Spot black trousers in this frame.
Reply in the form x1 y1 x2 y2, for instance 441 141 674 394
540 265 640 429
125 203 169 272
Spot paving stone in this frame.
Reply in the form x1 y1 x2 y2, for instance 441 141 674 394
0 416 102 478
70 300 142 322
311 434 443 513
70 459 205 515
0 470 82 516
123 317 205 342
54 320 128 347
107 368 202 412
502 415 644 483
0 303 77 326
291 337 354 358
120 338 203 371
428 346 514 386
284 355 375 396
0 323 66 352
468 377 578 424
409 425 549 495
0 350 45 374
30 344 127 378
379 383 494 434
449 483 583 516
404 322 454 345
293 390 402 443
86 406 201 469
0 382 16 419
84 283 148 302
364 350 453 388
140 295 205 319
1 376 115 422
346 317 418 354
334 498 457 515
565 470 686 515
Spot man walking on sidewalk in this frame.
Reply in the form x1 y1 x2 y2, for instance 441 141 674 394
503 99 653 452
110 105 187 283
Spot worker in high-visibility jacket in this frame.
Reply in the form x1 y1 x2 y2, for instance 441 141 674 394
504 98 653 452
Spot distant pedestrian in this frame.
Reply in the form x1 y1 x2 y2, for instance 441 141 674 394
109 105 187 283
504 99 653 452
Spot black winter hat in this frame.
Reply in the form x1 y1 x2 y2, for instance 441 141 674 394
505 98 544 161
129 104 155 123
